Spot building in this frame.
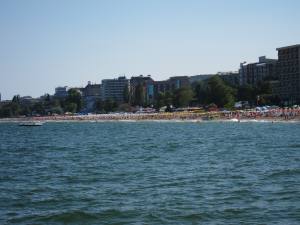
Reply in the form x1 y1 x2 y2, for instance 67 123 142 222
218 72 239 86
83 81 102 97
71 87 84 96
154 80 169 94
19 96 39 105
54 86 68 98
101 76 129 102
0 100 11 107
168 76 190 90
276 44 300 104
154 76 190 97
82 82 102 112
239 56 277 86
130 75 154 105
189 74 214 84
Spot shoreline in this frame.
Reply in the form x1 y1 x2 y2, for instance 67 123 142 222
1 112 299 123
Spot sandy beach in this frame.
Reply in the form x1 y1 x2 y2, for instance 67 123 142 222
1 109 300 123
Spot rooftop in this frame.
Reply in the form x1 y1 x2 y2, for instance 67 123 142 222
276 44 300 51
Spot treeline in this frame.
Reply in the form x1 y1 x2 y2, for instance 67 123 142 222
0 89 82 118
0 75 279 118
126 75 278 109
82 75 280 112
193 75 280 107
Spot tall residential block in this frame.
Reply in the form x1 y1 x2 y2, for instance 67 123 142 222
84 81 102 97
218 72 239 86
168 76 190 90
54 86 68 98
276 44 300 104
189 74 214 84
83 81 102 112
154 76 190 97
101 76 129 102
239 56 277 86
130 75 154 105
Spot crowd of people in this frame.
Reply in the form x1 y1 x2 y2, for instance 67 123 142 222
1 107 298 123
222 108 300 121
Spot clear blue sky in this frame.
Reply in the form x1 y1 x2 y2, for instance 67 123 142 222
0 0 299 100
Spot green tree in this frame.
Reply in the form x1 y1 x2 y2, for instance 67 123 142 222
12 95 20 104
0 105 12 118
118 103 133 112
104 99 117 112
43 93 51 102
164 91 173 107
50 106 63 115
258 81 272 95
194 81 208 105
95 100 105 113
20 105 31 116
10 95 21 116
65 103 77 113
173 87 194 107
51 99 61 108
134 84 145 106
32 102 45 115
155 92 166 109
123 85 130 103
66 89 83 112
207 76 236 108
237 85 257 105
154 91 174 110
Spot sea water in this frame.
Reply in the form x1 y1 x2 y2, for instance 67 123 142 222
0 121 299 224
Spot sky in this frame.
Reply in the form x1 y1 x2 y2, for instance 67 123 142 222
0 0 300 100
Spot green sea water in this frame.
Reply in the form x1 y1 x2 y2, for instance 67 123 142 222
0 121 300 224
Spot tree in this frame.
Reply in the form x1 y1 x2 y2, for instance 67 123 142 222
164 91 173 107
65 103 77 113
118 103 133 112
173 87 194 107
134 84 145 106
237 85 257 105
206 76 236 108
258 81 272 95
104 99 117 112
95 100 105 113
21 105 31 116
123 85 130 103
51 99 61 108
50 106 63 115
0 105 12 118
10 95 21 116
43 93 51 102
32 102 45 115
66 89 83 112
155 92 166 109
155 91 174 109
194 81 208 105
12 95 20 104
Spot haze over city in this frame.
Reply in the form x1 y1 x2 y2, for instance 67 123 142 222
0 0 300 100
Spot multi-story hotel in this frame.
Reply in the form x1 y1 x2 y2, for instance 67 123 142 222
83 81 101 97
218 72 239 86
239 56 277 86
101 76 129 102
130 75 154 105
154 76 190 97
54 86 69 98
277 44 300 104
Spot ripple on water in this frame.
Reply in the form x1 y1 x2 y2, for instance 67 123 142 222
0 122 299 224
